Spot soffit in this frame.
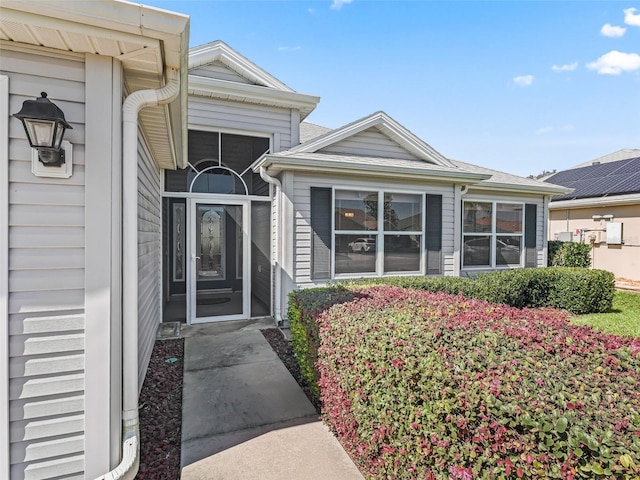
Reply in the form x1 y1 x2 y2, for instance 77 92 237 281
0 1 189 170
189 76 320 120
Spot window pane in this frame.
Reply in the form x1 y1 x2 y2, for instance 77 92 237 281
464 202 492 233
384 235 421 273
496 203 523 233
335 191 378 231
384 193 422 231
335 234 376 274
463 235 491 267
496 236 522 265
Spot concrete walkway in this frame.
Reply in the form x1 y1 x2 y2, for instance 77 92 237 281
180 319 364 480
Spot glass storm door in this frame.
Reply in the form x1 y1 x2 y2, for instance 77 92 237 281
188 200 249 323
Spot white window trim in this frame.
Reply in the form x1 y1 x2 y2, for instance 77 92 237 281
462 199 525 270
331 187 425 278
1 74 10 480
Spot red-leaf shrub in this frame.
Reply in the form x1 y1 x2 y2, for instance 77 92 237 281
313 286 640 479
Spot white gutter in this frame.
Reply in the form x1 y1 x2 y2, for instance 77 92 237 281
96 69 180 480
259 166 284 324
549 193 640 209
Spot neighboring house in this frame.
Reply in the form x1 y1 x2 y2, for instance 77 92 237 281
545 149 640 280
1 1 570 479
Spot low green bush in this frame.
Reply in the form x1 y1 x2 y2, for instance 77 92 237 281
340 267 614 315
552 242 592 268
287 287 354 398
548 240 564 267
316 286 640 479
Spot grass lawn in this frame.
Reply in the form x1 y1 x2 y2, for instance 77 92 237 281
573 290 640 337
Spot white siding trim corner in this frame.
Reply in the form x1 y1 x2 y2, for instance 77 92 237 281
1 73 11 480
83 53 114 476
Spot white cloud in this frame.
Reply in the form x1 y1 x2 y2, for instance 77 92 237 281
600 23 626 37
307 7 316 14
560 124 574 131
513 75 534 87
586 50 640 75
624 7 640 26
536 126 553 134
277 46 302 52
331 0 353 10
552 62 578 72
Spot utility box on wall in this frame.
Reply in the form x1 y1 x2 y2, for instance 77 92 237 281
606 222 623 245
557 232 573 242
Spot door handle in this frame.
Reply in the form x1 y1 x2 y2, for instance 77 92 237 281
192 254 201 261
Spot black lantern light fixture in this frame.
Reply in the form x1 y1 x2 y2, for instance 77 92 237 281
13 92 72 166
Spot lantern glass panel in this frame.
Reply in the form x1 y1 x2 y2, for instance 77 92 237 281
53 124 65 150
25 119 56 147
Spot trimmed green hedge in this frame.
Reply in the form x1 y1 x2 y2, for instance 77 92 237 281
314 286 640 479
287 287 354 397
552 242 592 268
339 267 614 315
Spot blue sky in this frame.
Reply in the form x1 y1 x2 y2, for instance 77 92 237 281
145 0 640 177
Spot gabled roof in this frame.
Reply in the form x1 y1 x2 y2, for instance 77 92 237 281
188 41 320 119
255 113 570 195
546 155 640 202
289 111 456 168
572 148 640 169
189 40 292 91
254 151 491 184
300 122 332 143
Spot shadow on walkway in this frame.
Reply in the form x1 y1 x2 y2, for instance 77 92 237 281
180 319 363 480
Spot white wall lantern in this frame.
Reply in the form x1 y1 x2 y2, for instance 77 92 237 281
13 92 72 169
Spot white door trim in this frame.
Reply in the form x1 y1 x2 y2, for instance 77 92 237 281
187 195 251 324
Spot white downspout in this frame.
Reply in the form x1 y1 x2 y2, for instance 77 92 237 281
259 166 283 324
96 69 180 480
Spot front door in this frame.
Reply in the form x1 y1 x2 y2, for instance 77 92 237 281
188 199 249 323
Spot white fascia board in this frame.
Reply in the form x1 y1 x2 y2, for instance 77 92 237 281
189 41 293 92
253 155 490 183
188 76 320 119
548 193 640 209
469 182 573 196
289 111 455 168
1 0 189 43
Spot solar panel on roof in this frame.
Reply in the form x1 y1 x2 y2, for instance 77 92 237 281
548 157 640 200
610 158 640 176
591 161 627 177
604 171 640 195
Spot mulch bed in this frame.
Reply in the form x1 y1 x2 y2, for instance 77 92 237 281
261 328 321 413
136 338 184 480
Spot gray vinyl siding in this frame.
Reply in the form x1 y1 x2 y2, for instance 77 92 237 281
190 60 254 84
460 191 546 275
137 133 162 388
291 172 456 289
319 128 420 161
189 96 293 150
3 47 86 479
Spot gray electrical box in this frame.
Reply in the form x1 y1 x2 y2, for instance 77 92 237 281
606 222 622 245
557 232 573 242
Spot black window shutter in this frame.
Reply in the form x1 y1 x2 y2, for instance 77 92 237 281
425 194 443 275
311 187 332 279
525 203 537 267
